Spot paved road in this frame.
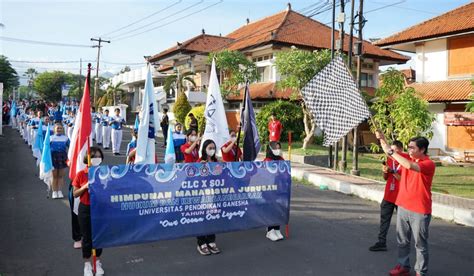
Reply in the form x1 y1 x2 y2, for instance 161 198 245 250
0 127 473 276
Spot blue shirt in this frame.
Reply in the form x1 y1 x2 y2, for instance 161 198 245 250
101 115 111 126
50 134 70 153
110 115 125 130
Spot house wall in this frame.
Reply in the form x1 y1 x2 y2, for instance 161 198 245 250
428 103 447 151
415 39 448 82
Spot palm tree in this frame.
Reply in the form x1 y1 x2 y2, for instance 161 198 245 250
163 71 197 98
106 81 126 105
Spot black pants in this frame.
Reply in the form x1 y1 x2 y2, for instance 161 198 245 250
197 234 216 246
68 184 81 242
378 199 397 244
267 226 280 231
78 203 102 259
162 126 168 145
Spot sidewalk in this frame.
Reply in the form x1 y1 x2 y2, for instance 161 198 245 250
287 155 474 227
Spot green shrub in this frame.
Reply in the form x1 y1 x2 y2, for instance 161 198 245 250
173 92 192 124
256 100 304 143
185 105 206 134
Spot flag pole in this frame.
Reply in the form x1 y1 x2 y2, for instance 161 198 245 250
235 81 248 162
85 63 96 274
286 130 292 238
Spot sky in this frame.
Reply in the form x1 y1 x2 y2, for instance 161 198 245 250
0 0 470 84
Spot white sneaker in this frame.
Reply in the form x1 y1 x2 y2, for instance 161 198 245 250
84 262 93 276
274 229 284 240
96 260 105 275
73 241 82 249
57 190 64 198
52 191 58 199
266 229 279 241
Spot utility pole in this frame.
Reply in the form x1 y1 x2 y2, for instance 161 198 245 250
337 0 346 172
91 37 110 108
352 0 365 176
329 0 336 168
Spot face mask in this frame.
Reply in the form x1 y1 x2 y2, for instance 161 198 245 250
91 158 102 166
272 149 281 156
189 135 197 142
230 137 237 143
206 149 216 157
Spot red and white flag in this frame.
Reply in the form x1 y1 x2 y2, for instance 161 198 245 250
68 64 92 181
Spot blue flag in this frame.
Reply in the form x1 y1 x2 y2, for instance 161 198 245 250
10 101 16 118
33 119 44 163
39 125 53 188
164 124 175 164
241 84 261 161
134 114 139 132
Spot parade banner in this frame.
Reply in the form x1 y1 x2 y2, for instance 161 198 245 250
90 161 291 248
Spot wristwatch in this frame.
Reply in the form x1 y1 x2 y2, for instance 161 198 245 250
387 149 394 156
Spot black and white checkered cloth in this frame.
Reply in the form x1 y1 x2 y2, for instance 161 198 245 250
301 57 370 146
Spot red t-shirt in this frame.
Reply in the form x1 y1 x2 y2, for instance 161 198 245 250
268 120 282 142
396 156 436 214
221 141 242 162
383 152 410 203
72 169 90 205
181 143 199 163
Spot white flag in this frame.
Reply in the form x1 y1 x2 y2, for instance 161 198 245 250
201 59 230 155
135 65 160 164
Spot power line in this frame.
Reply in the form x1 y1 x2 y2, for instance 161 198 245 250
0 36 92 48
10 59 95 64
100 0 183 37
113 0 223 41
368 0 437 15
111 0 205 39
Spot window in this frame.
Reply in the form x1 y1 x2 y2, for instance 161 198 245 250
362 63 374 70
257 66 272 82
361 73 374 87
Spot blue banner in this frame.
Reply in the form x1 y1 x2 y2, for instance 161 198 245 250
89 161 292 248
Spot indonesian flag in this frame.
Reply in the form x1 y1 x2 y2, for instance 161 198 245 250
68 65 92 181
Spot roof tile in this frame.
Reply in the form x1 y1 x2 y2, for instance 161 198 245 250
408 79 473 102
375 2 474 46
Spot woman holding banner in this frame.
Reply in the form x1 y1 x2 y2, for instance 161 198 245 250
195 139 221 255
263 141 285 241
73 147 105 276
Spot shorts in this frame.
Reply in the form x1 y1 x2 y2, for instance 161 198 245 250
52 151 68 169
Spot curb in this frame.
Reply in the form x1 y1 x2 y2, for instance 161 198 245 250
291 166 474 227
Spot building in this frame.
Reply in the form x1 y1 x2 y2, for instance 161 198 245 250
110 66 168 113
375 2 474 153
148 4 408 129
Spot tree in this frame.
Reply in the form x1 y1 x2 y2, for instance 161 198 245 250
33 71 69 101
164 71 196 96
173 92 192 125
370 68 435 149
466 79 474 113
256 100 304 142
120 66 131 74
185 105 206 134
0 55 19 96
274 48 332 149
209 50 258 97
106 81 126 105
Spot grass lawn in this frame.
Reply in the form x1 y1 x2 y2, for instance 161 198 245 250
280 142 474 199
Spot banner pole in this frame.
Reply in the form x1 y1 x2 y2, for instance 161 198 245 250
286 131 292 238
